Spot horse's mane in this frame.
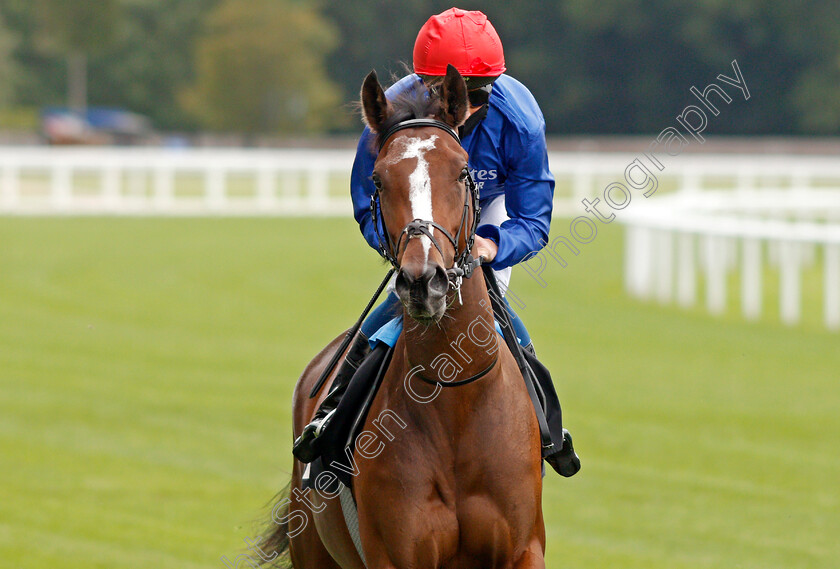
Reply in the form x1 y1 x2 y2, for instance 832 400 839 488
372 77 441 149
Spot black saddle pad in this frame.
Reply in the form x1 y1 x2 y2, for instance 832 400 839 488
307 341 394 489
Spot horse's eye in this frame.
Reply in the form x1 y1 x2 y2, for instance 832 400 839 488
372 173 383 190
458 168 469 182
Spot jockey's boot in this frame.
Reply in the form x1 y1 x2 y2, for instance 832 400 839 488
523 343 581 478
292 332 370 463
545 429 581 477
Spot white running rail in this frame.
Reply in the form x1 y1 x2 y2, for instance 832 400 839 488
0 147 355 216
3 147 839 217
621 190 840 331
3 145 839 330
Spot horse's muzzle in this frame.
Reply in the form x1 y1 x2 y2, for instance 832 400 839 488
395 263 449 322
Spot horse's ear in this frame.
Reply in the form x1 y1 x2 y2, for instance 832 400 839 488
438 64 468 128
361 70 389 133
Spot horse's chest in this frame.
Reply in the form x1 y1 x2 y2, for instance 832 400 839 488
357 460 540 568
355 408 541 567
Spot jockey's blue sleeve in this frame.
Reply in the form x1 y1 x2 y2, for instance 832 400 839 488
350 126 382 252
474 130 554 270
349 73 554 269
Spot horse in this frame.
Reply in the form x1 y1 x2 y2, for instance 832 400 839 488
261 65 546 569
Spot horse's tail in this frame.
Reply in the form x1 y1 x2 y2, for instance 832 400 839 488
257 481 293 568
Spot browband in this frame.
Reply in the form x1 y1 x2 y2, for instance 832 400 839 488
379 118 460 151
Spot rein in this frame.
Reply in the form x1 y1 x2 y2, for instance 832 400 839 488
369 118 483 297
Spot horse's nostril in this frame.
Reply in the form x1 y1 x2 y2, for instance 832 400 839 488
395 265 447 297
430 265 449 293
395 263 448 320
395 269 412 292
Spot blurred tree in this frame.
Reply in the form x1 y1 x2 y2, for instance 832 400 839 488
321 0 627 132
0 10 19 107
554 0 840 135
88 0 222 130
793 62 840 133
0 0 228 130
34 0 121 112
324 0 840 136
322 1 437 128
1 0 840 135
0 0 64 111
785 2 840 134
181 0 341 133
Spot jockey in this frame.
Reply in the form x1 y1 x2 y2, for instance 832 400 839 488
294 7 580 477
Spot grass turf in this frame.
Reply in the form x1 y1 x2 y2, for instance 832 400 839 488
0 216 837 568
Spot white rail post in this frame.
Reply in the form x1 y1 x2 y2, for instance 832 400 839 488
1 164 19 209
655 229 674 304
153 168 174 209
825 244 840 330
791 167 809 191
741 238 762 320
704 235 727 315
52 164 73 209
682 167 701 194
624 225 639 295
632 227 654 299
206 168 226 210
779 241 802 325
736 166 754 193
307 169 329 212
572 165 590 205
676 232 696 307
257 167 276 210
279 171 300 215
102 167 121 209
128 169 146 202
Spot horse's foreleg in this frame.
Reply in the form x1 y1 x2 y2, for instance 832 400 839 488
287 466 343 569
287 332 366 569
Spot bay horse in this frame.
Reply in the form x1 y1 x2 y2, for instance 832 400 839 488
261 66 545 569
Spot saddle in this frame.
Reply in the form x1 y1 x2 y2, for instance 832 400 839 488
306 340 394 489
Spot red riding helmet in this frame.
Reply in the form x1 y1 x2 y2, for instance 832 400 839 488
413 8 506 78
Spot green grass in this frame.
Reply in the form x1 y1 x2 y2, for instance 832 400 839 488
1 217 837 569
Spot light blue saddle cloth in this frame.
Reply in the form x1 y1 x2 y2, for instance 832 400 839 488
368 316 507 349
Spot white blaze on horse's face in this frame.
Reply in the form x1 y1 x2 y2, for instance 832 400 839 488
393 135 438 263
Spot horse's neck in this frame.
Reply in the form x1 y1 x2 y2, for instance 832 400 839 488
401 272 499 376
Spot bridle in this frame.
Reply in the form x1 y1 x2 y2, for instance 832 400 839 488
369 117 499 388
369 118 483 298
